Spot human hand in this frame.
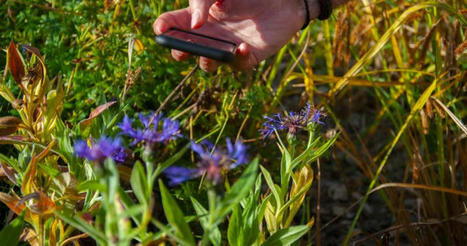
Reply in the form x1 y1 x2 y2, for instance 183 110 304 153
154 0 321 72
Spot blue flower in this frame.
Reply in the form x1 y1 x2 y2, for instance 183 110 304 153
261 113 287 138
118 113 181 145
163 139 248 185
226 138 248 168
74 136 127 163
163 166 196 186
311 108 325 125
261 103 324 138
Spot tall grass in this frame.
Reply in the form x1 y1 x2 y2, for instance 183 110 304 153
253 0 466 244
0 0 465 245
280 0 466 244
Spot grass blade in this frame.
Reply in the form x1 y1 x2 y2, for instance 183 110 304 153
328 2 464 96
343 78 438 244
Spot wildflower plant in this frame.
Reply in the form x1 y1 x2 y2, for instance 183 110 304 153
74 136 127 164
262 103 324 139
164 138 248 185
61 112 187 245
0 42 76 246
0 44 336 246
118 113 182 146
259 104 337 235
1 0 464 244
0 40 337 246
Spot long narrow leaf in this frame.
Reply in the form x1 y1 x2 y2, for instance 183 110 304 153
56 212 106 243
159 180 195 245
191 197 221 246
261 225 310 246
0 213 24 246
214 158 258 225
260 165 282 210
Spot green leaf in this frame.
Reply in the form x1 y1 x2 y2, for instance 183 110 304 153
38 163 60 177
228 174 263 246
151 218 194 246
55 119 83 178
0 214 24 246
159 180 195 246
131 161 149 205
214 158 258 225
260 165 281 210
56 212 106 243
0 154 20 173
261 225 310 246
191 197 221 246
227 204 242 246
291 134 338 169
118 187 142 226
104 158 119 203
279 144 291 192
77 180 106 192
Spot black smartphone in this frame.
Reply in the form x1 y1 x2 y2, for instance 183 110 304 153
155 28 237 63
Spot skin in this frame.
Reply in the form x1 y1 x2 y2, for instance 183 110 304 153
154 0 347 72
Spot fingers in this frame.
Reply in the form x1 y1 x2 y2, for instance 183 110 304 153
198 43 257 72
153 4 258 71
189 0 216 29
232 43 258 71
154 9 192 61
171 50 191 61
153 8 191 35
199 57 220 73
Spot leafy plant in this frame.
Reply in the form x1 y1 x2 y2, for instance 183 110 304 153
1 0 464 245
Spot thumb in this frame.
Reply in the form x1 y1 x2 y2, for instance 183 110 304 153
233 43 258 70
189 0 216 29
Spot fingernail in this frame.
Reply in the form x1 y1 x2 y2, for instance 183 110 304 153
158 25 167 34
236 43 248 56
215 0 225 7
191 10 201 29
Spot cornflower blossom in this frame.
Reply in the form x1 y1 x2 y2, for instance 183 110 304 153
118 113 181 145
261 103 324 138
164 138 248 186
74 136 127 163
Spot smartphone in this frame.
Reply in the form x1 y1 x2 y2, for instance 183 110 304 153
155 28 237 63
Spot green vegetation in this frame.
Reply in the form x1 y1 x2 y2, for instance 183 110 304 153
0 0 465 245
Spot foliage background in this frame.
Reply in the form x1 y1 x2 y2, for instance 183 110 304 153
0 0 466 245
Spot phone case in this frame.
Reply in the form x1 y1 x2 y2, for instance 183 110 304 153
155 29 236 63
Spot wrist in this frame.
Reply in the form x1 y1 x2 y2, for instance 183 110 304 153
306 0 321 20
300 0 327 29
302 0 344 28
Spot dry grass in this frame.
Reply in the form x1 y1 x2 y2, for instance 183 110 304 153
257 0 466 244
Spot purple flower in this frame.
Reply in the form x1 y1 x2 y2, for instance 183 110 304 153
163 166 196 186
74 136 127 163
261 103 324 138
226 138 248 168
311 108 325 125
163 139 248 185
118 113 181 145
261 113 287 138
